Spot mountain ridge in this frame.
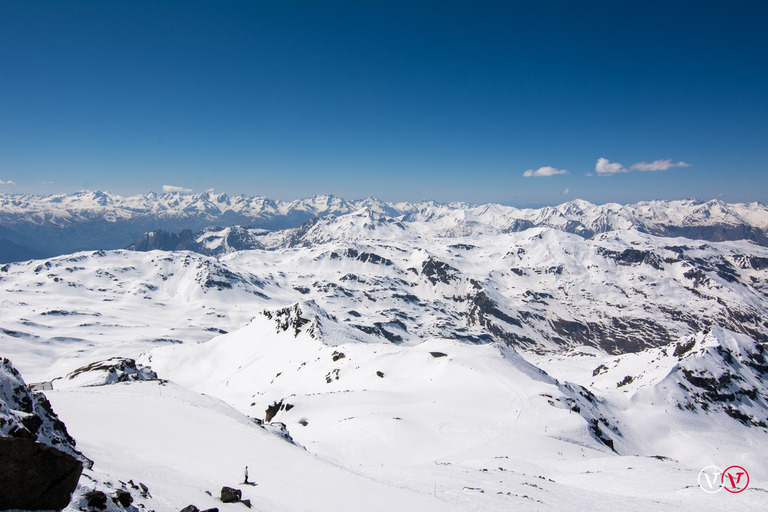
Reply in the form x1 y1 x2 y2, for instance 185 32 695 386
2 192 768 260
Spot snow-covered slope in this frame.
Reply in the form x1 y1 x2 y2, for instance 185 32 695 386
48 379 477 512
145 304 623 461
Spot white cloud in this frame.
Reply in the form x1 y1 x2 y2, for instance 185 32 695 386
162 185 193 193
630 159 692 171
0 179 15 185
562 188 570 195
522 166 569 178
595 158 628 175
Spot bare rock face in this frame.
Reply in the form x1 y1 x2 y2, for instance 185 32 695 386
0 437 84 510
0 357 87 463
1 357 89 510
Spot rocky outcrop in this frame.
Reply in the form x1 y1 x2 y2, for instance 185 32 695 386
0 358 89 510
263 304 312 337
421 256 459 285
54 357 158 388
0 358 87 462
672 329 768 426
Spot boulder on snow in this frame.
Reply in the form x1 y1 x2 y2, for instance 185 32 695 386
220 486 242 503
83 490 108 510
0 437 83 511
113 489 133 507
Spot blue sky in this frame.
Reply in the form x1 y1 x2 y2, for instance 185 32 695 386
0 1 766 205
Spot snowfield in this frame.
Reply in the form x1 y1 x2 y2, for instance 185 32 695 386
48 381 472 512
1 199 767 510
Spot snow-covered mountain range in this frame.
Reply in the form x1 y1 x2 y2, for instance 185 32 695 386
1 194 768 510
1 191 767 260
3 216 767 361
135 207 768 353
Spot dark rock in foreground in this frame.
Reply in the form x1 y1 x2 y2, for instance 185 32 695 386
220 486 242 503
0 437 83 510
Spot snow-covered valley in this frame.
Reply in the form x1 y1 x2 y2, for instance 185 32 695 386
2 199 768 511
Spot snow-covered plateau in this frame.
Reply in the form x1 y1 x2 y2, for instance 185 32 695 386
1 197 767 511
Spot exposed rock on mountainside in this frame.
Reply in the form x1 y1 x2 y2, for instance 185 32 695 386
263 303 314 337
669 329 768 425
0 358 86 462
0 358 87 510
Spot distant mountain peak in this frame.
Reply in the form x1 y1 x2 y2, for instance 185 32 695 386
2 192 768 261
